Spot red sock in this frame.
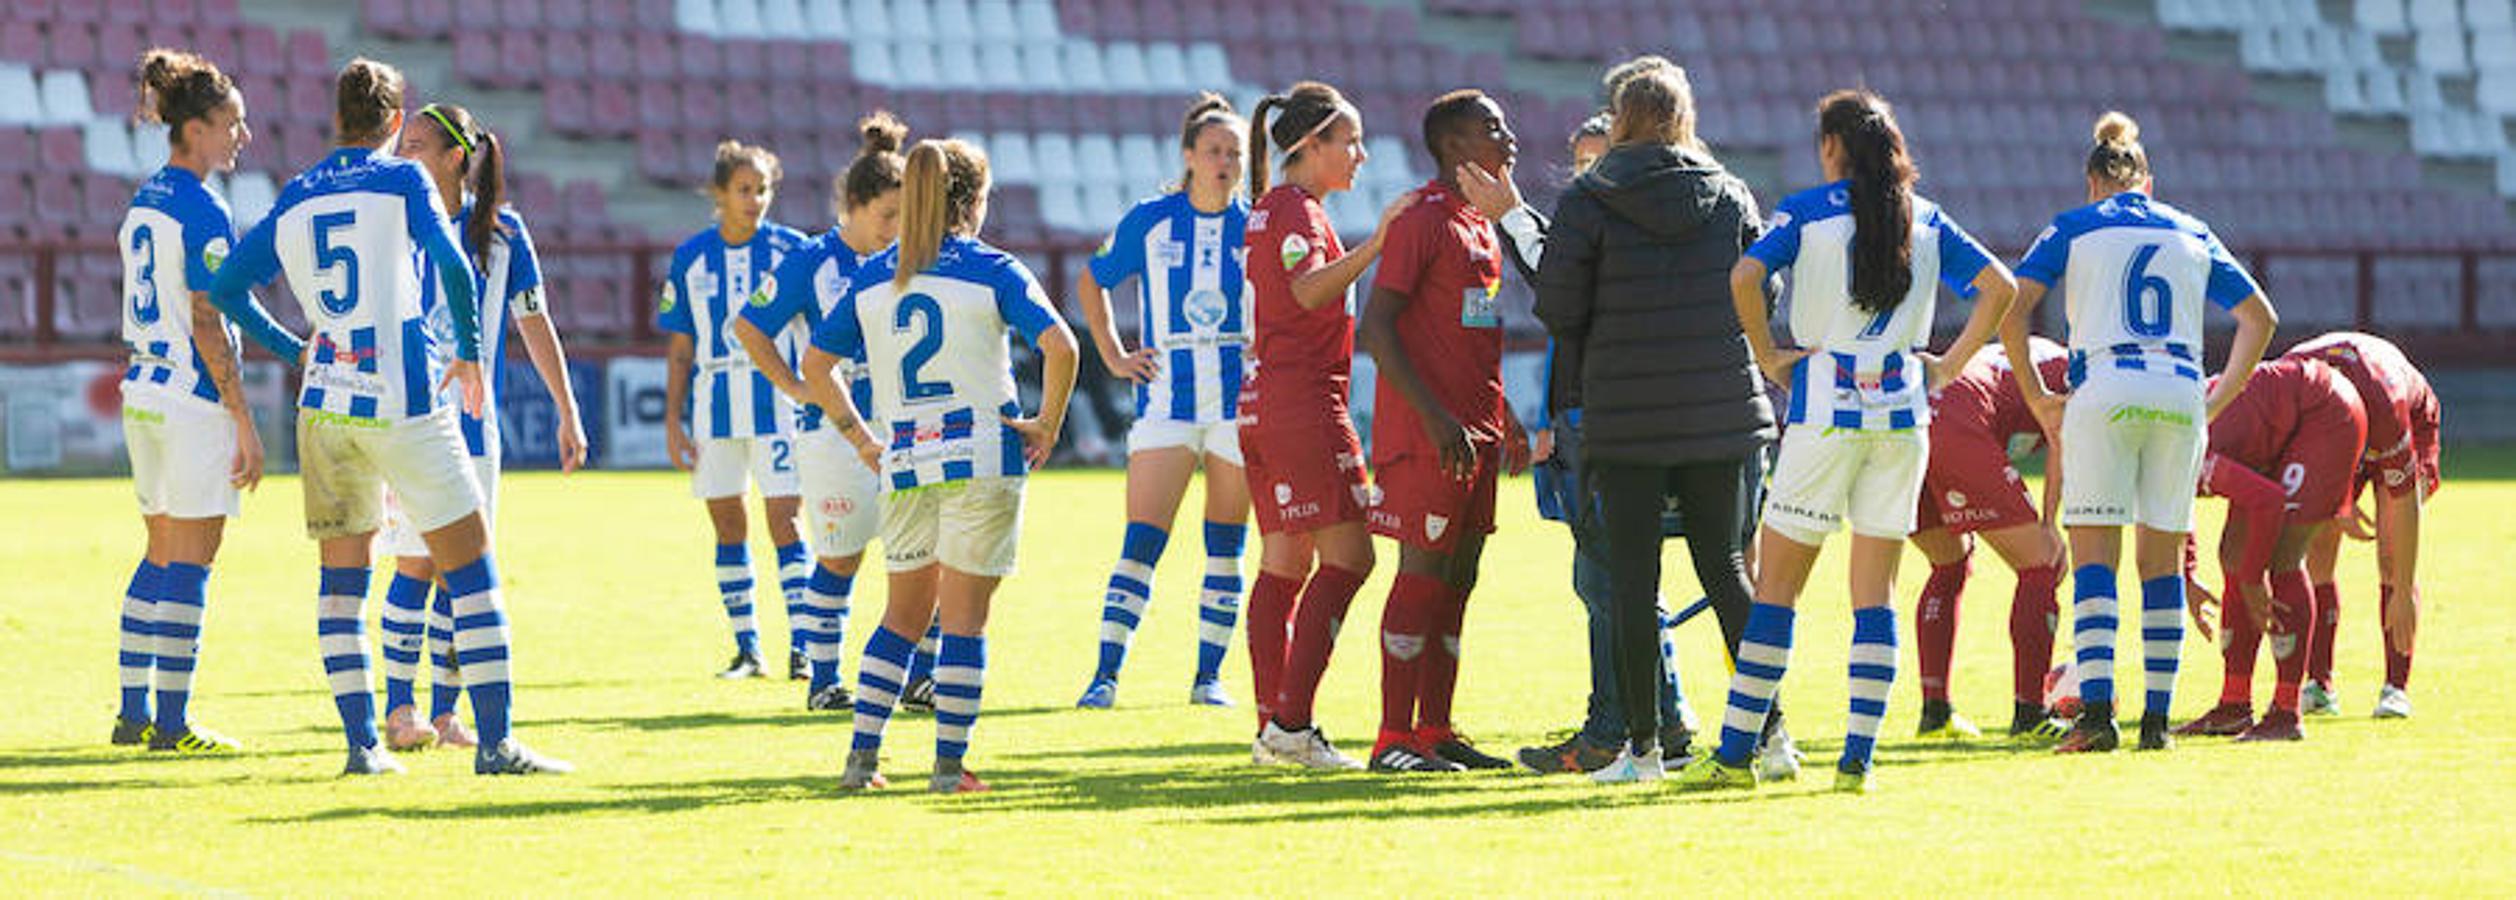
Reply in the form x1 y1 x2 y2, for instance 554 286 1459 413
1376 573 1442 739
1245 570 1303 729
2009 563 2060 706
2268 569 2317 712
2380 583 2412 689
2308 582 2341 687
2220 575 2262 707
1917 556 1970 702
1275 564 1366 730
1415 583 1468 736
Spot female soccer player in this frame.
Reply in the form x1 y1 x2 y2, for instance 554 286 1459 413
734 112 909 711
2172 355 2365 742
802 138 1079 794
208 58 568 775
1238 80 1415 770
112 47 256 754
373 103 588 752
1071 94 1254 710
1905 337 2074 742
1676 89 2015 793
659 140 813 680
2002 112 2278 754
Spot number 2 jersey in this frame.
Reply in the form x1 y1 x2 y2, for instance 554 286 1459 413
118 165 240 409
808 235 1063 490
2014 191 2260 387
1087 191 1251 426
658 221 809 440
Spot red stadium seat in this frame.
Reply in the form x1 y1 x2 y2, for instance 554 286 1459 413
283 77 330 128
498 0 544 30
590 80 634 137
720 38 765 83
575 32 622 79
235 24 280 77
54 0 103 25
366 0 415 40
677 81 724 132
285 29 329 78
94 21 143 74
635 81 677 130
677 34 721 80
45 21 99 71
36 127 81 172
544 79 592 135
495 32 545 89
196 0 241 23
282 122 329 169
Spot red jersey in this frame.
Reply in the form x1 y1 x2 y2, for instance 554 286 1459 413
1930 337 2071 444
2207 357 2364 475
2282 331 2435 496
1368 181 1505 464
1242 183 1354 429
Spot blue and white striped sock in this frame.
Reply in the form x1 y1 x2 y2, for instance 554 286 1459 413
2139 575 2184 718
803 566 854 691
1717 603 1796 765
116 560 161 724
426 585 461 721
934 633 987 760
1660 601 1690 721
1096 522 1168 681
1195 521 1245 683
852 626 917 752
906 618 941 686
379 572 431 714
775 542 809 659
715 543 758 656
316 567 378 749
1841 605 1897 774
2072 564 2119 708
152 562 209 732
445 557 513 748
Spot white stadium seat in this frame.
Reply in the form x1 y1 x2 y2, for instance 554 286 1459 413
759 0 807 38
895 41 939 86
935 42 981 88
1187 43 1233 87
2326 69 2374 112
2476 25 2516 64
2473 0 2516 29
1031 133 1078 187
39 70 92 126
83 120 136 177
1015 0 1061 41
1038 181 1084 232
1074 133 1121 188
1118 133 1162 195
2358 0 2411 34
2409 0 2462 29
714 0 762 37
1062 41 1109 91
1102 43 1150 93
2497 150 2516 196
851 40 896 85
800 0 845 39
933 0 977 44
131 122 169 174
1019 42 1067 90
0 65 42 126
846 0 892 40
989 131 1037 184
229 171 278 224
2416 27 2472 71
676 0 719 34
2362 67 2409 112
890 0 936 43
974 0 1021 45
2405 68 2448 108
1143 43 1189 92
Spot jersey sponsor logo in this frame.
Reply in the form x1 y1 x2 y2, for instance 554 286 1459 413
1280 234 1310 270
1156 238 1186 268
1247 208 1270 232
1184 288 1230 329
687 265 720 306
202 236 229 274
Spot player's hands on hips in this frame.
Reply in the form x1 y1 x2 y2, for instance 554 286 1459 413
556 411 589 474
1106 347 1160 384
1007 415 1060 470
1756 348 1811 389
1453 162 1522 220
667 424 697 471
440 359 487 418
229 413 264 492
1530 427 1555 465
1919 351 1952 392
2185 576 2218 642
2384 583 2418 654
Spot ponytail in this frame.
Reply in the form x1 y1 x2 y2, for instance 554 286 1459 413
1246 81 1352 198
893 138 990 290
2086 111 2148 190
467 131 506 268
1246 94 1281 198
1818 89 1917 316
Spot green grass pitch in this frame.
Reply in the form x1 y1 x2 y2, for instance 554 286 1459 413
3 459 2512 894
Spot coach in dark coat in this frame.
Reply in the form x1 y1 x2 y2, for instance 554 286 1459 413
1533 61 1774 769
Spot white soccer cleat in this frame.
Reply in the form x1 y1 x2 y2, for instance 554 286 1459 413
1757 726 1805 783
1259 721 1363 771
2301 680 2341 717
1251 735 1284 766
1588 746 1664 784
384 706 438 752
2373 685 2413 719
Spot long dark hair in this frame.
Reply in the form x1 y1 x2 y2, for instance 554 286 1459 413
416 102 505 269
1818 89 1917 315
1246 80 1349 198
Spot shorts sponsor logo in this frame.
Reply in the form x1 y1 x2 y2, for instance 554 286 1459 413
2066 503 2127 519
891 547 933 565
1946 490 1969 509
1274 482 1293 505
1284 501 1321 520
1368 508 1401 531
2108 405 2193 427
1769 501 1838 524
2384 467 2408 488
1425 514 1449 542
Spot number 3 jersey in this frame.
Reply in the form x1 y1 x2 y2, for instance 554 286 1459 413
809 235 1063 491
118 165 240 409
2014 191 2259 386
1086 191 1251 426
1746 181 1995 431
657 221 809 440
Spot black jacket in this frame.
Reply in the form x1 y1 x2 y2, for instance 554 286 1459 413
1533 142 1775 465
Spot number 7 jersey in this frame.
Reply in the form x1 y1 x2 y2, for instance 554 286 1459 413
2015 191 2259 379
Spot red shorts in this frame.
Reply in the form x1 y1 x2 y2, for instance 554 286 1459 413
1368 449 1500 552
1914 428 2039 535
2280 399 2369 525
1241 420 1369 535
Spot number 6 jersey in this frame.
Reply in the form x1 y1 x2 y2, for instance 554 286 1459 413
2014 191 2260 386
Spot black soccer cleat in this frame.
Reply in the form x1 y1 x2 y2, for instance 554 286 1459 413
1428 734 1513 770
1369 743 1463 773
787 648 808 681
110 717 153 747
2137 712 2174 751
2055 703 2120 754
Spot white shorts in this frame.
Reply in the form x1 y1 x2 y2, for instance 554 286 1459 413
2058 371 2206 532
382 454 498 558
795 427 881 559
1126 417 1243 466
692 434 800 500
1761 424 1928 544
298 407 483 541
881 478 1025 576
122 388 241 520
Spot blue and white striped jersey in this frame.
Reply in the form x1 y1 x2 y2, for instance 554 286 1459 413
740 230 878 434
810 235 1064 491
119 166 239 408
2015 192 2260 387
211 146 478 421
658 222 807 439
419 203 543 457
1747 181 1994 430
1087 192 1251 425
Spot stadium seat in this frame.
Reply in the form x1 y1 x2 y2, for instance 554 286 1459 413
1063 41 1109 91
2358 0 2413 33
760 0 806 36
228 169 275 224
891 0 936 42
2409 0 2463 29
2416 27 2472 71
674 0 716 34
37 69 89 125
1074 133 1120 188
80 119 134 177
0 66 40 127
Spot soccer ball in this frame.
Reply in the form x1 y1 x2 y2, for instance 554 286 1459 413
2043 662 2082 719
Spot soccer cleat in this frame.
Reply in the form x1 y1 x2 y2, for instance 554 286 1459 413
1370 742 1463 773
2373 685 2412 719
1518 731 1621 775
1756 726 1805 782
432 713 479 749
1428 734 1513 771
2235 708 2304 742
1250 735 1284 766
2009 714 2073 744
110 717 154 747
2172 703 2256 737
1833 766 1875 794
1658 723 1699 768
1259 721 1364 771
148 725 239 754
1667 753 1754 791
1189 678 1233 708
717 651 765 680
838 748 887 790
899 676 936 714
1075 678 1118 709
342 745 405 776
930 759 990 794
1589 746 1665 784
2301 680 2340 717
1914 702 1983 741
384 706 439 751
2054 711 2120 754
788 648 808 682
475 737 575 775
2137 713 2173 751
808 682 853 711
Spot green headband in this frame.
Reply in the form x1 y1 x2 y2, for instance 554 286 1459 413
419 105 473 156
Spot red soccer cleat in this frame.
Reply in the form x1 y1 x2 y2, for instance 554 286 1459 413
2235 709 2304 742
2172 703 2256 737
